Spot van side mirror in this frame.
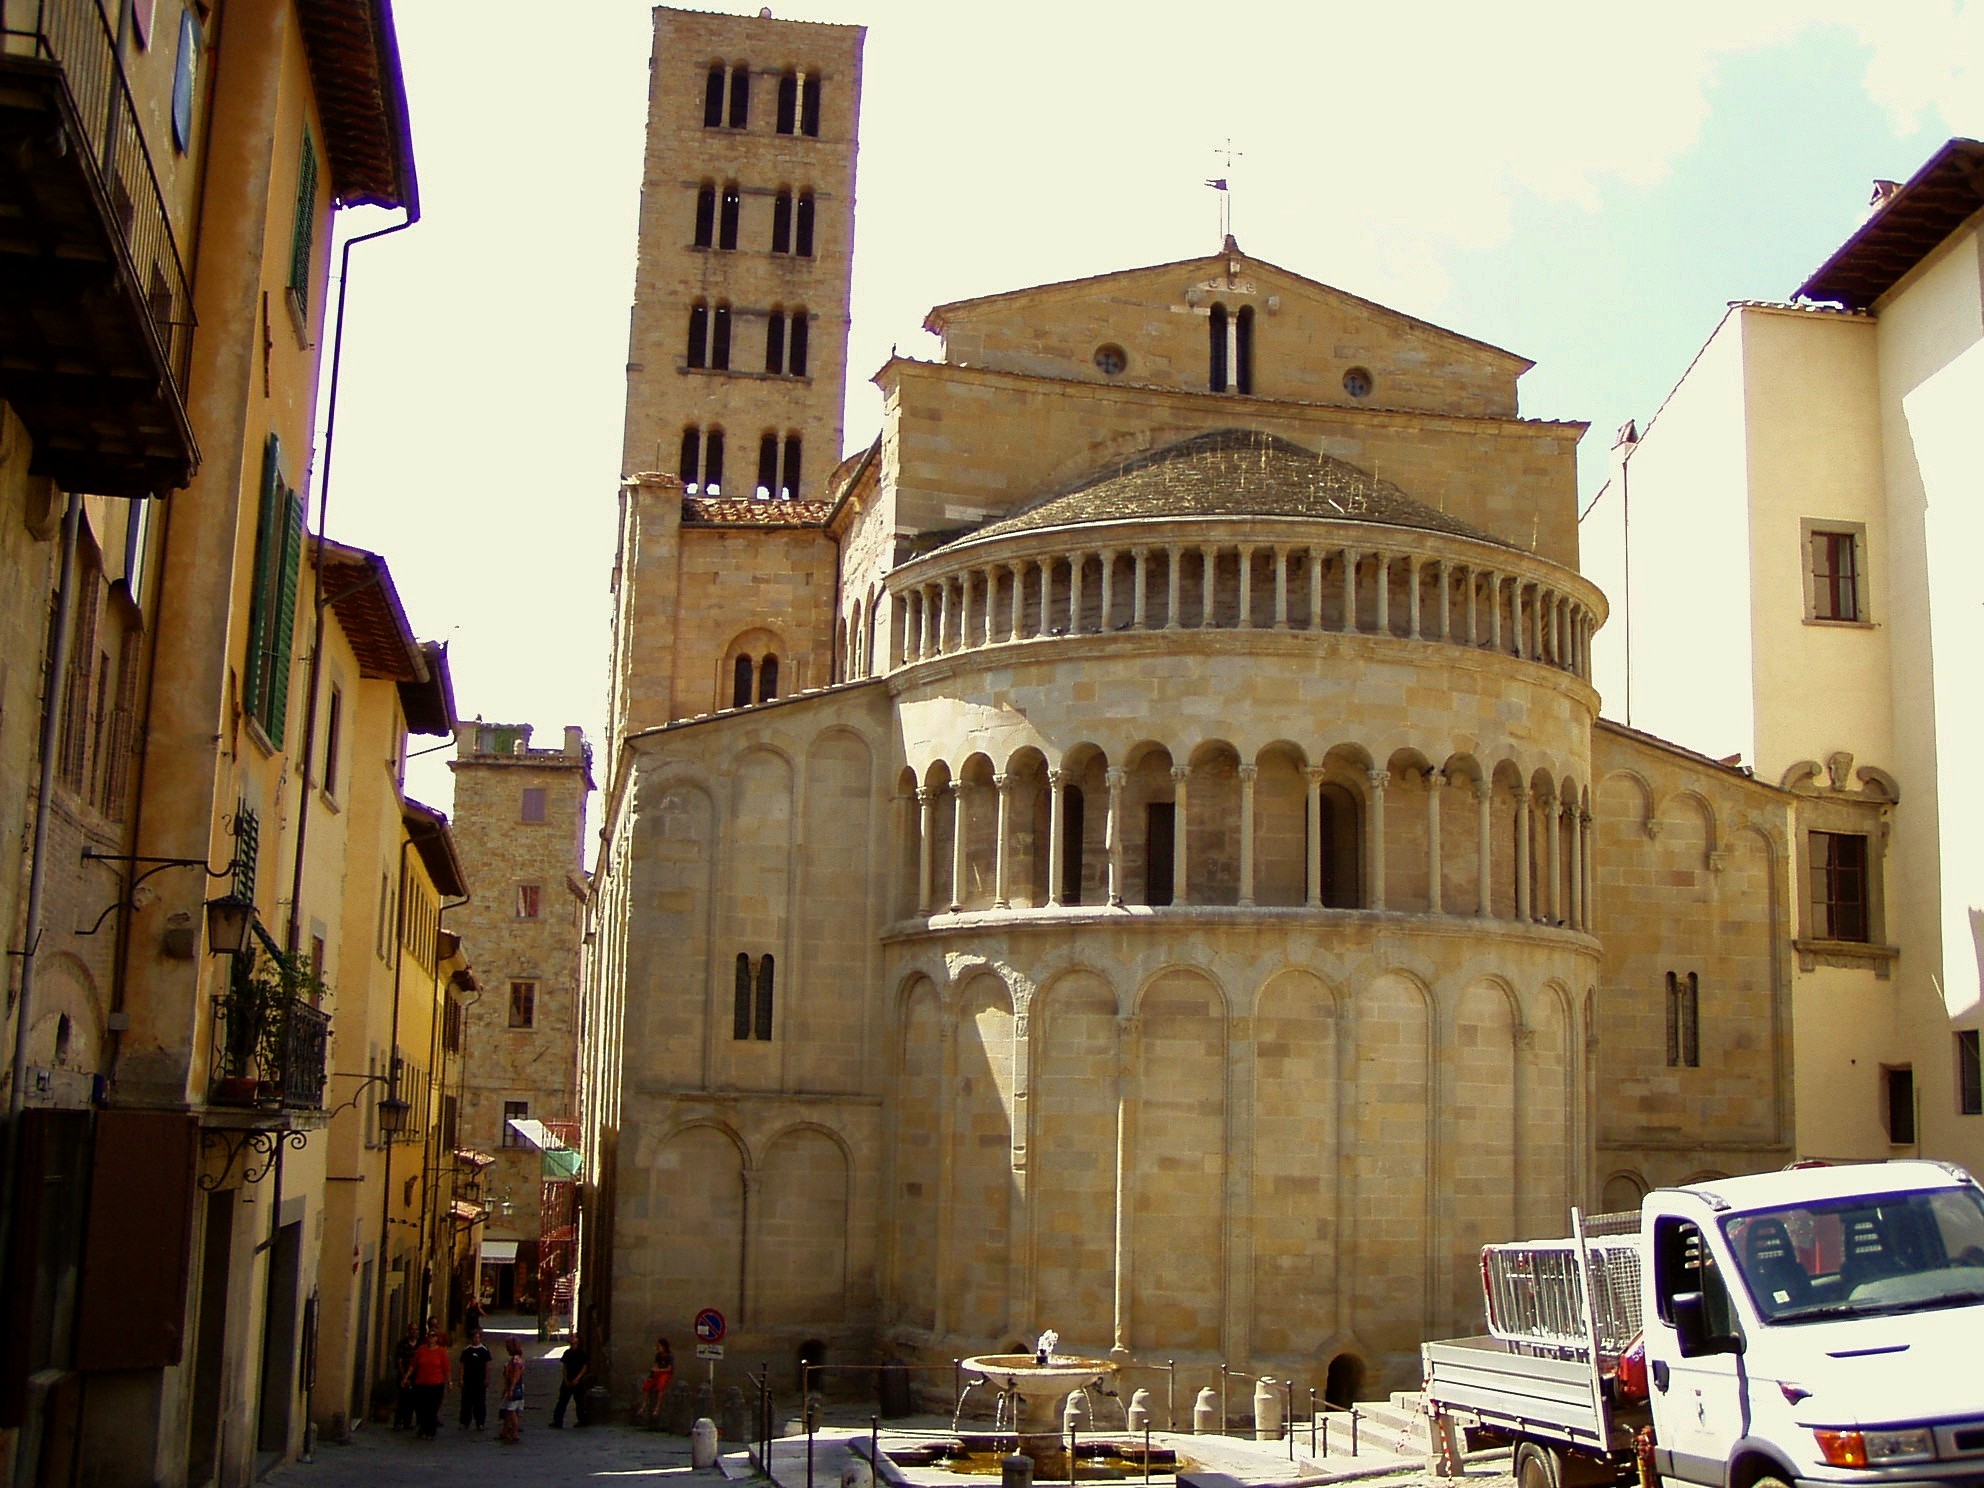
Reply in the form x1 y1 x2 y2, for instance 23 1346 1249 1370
1672 1292 1743 1358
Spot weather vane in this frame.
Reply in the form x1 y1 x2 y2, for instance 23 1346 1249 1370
1205 138 1243 244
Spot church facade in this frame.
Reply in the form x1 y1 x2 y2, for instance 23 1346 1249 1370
576 8 1801 1403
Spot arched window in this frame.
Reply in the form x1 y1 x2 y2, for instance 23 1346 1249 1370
727 64 750 128
1317 783 1361 908
1060 784 1086 904
758 655 779 702
776 70 798 134
679 426 701 490
765 310 786 373
754 954 775 1039
733 953 752 1038
732 655 754 709
1666 971 1700 1067
693 182 716 247
1208 303 1228 392
771 189 792 253
718 183 740 250
800 72 821 136
710 303 731 369
788 311 809 376
782 433 802 499
703 427 724 492
704 65 726 128
686 301 709 368
1235 305 1254 394
795 192 815 257
758 432 779 498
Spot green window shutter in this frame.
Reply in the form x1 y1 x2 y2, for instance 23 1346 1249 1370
288 133 318 302
264 488 305 747
242 435 282 727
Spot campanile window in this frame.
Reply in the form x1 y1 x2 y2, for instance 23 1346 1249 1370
1804 521 1867 623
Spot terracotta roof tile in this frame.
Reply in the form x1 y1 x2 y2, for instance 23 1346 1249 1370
682 496 834 528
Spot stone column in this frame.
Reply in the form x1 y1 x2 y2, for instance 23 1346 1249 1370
1475 782 1494 917
1040 557 1055 636
982 567 997 648
1465 569 1479 646
1165 546 1182 630
1132 546 1149 629
1435 560 1450 640
1112 1014 1140 1354
1273 546 1289 629
1309 548 1325 630
1565 793 1581 929
916 786 937 915
1099 549 1117 633
1069 554 1086 635
1488 574 1503 652
1009 564 1026 643
1105 767 1127 908
1201 546 1218 627
1305 767 1325 907
1514 787 1531 922
1171 765 1191 906
1544 790 1562 924
1426 768 1446 914
932 1017 958 1337
1046 769 1067 907
1366 769 1389 910
1238 763 1258 906
1408 558 1422 639
1343 550 1359 633
949 781 972 913
1237 546 1254 628
1580 810 1595 930
1374 553 1390 635
1510 581 1525 659
993 773 1013 908
933 581 949 654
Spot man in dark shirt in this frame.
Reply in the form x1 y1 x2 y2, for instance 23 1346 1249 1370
458 1333 494 1430
550 1334 590 1427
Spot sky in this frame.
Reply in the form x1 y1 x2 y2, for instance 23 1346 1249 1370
318 0 1982 817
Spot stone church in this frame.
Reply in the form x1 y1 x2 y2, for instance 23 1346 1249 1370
577 7 1817 1400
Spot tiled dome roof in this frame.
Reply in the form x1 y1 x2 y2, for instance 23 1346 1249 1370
967 428 1510 548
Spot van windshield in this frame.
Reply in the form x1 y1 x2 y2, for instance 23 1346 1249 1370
1723 1185 1984 1323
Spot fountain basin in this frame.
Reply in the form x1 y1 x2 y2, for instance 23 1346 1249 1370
961 1354 1117 1435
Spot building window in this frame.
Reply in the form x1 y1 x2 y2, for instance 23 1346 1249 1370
243 435 304 746
782 434 802 499
765 311 785 374
728 64 751 128
730 650 782 706
1665 971 1699 1068
1805 523 1866 623
1060 784 1086 905
288 132 319 317
704 64 726 127
685 302 731 370
694 182 716 247
765 310 808 376
509 980 536 1029
732 655 754 709
1958 1031 1982 1117
755 954 775 1039
776 70 799 134
1208 304 1227 391
321 685 343 797
501 1099 529 1147
1883 1065 1916 1144
705 62 749 129
719 183 740 250
170 7 201 152
758 655 778 701
521 787 547 823
516 883 541 919
1235 305 1254 394
732 954 774 1040
1207 302 1253 393
680 425 725 495
770 188 816 257
795 191 815 256
1809 831 1870 942
772 189 792 253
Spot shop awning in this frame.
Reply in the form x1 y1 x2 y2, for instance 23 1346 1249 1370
504 1117 583 1180
480 1240 518 1265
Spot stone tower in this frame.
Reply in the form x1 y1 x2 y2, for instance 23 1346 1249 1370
448 722 594 1318
608 5 865 753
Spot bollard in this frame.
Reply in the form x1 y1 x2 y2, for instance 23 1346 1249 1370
1254 1377 1283 1442
1126 1389 1151 1434
1003 1453 1035 1488
1192 1387 1219 1435
721 1384 749 1442
691 1417 720 1469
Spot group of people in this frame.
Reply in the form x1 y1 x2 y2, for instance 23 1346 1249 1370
391 1320 677 1443
392 1308 529 1445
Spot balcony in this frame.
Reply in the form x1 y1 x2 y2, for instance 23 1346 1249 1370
208 992 330 1112
1 0 197 496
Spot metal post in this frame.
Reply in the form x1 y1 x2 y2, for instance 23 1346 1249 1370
872 1415 881 1485
1166 1361 1175 1433
1309 1390 1317 1458
1321 1418 1328 1457
808 1406 816 1488
1286 1380 1295 1461
1351 1407 1359 1457
1144 1425 1152 1486
1069 1417 1077 1488
1219 1363 1228 1435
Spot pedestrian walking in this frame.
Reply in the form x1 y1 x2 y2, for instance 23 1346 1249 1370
498 1338 526 1445
391 1328 418 1429
458 1331 493 1430
410 1328 450 1440
549 1332 591 1428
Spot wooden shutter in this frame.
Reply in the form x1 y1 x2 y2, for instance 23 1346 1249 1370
75 1111 199 1368
241 435 282 727
289 133 318 300
264 486 305 747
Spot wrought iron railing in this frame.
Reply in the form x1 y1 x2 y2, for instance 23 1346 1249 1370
2 0 195 389
209 992 330 1111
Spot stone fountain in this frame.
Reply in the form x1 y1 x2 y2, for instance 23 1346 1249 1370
961 1332 1118 1469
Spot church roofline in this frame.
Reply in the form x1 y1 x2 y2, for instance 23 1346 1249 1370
921 248 1535 372
1795 138 1984 311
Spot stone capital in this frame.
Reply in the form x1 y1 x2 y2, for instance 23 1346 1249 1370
1171 765 1192 785
1425 768 1448 791
1047 768 1067 788
1366 768 1390 793
915 786 936 806
992 772 1011 792
1237 764 1258 784
1105 767 1128 791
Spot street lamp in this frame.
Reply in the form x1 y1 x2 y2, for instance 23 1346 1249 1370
377 1094 411 1139
203 894 255 955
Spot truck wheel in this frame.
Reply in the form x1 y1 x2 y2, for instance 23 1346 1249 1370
1516 1443 1562 1488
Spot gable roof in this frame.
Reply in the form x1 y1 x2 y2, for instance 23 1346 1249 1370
962 428 1511 549
1796 139 1984 310
923 245 1532 371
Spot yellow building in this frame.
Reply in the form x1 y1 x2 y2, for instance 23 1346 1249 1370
0 2 418 1483
1583 137 1984 1175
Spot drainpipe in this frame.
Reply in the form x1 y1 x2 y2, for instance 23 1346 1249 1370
371 831 417 1390
416 895 469 1326
284 208 419 958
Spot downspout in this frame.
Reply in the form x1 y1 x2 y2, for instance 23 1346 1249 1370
416 895 469 1326
370 831 417 1388
284 207 419 957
